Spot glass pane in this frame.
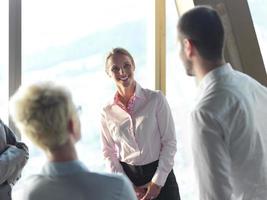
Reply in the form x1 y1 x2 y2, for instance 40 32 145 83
166 1 198 200
0 0 8 124
17 0 155 191
248 0 267 72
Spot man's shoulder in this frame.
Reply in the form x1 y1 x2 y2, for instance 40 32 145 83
25 171 128 189
21 173 135 200
66 172 134 199
78 171 129 186
197 82 241 110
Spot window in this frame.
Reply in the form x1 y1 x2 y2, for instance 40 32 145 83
19 0 155 182
248 0 267 72
0 0 8 123
7 0 266 199
166 1 198 200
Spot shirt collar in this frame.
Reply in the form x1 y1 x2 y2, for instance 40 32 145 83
42 160 88 176
135 82 146 99
112 82 146 105
198 63 233 91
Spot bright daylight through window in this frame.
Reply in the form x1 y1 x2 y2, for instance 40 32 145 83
0 0 8 123
248 0 267 73
166 1 198 200
13 0 155 197
7 0 267 199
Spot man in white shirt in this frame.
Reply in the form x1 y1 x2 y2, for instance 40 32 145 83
177 6 267 200
9 82 137 200
0 119 28 200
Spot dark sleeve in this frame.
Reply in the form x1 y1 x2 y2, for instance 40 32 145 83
0 120 29 184
3 124 17 145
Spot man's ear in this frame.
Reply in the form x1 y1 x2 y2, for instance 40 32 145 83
183 38 194 58
67 118 74 135
67 117 81 142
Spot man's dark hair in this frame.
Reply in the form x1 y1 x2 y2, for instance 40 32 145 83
178 6 225 61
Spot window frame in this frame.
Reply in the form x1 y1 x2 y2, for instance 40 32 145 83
175 0 267 85
8 0 167 131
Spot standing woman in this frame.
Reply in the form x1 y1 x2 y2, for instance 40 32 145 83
100 47 180 200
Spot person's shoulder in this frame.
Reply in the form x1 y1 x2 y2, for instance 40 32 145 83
18 173 88 200
141 87 161 95
100 99 115 117
94 173 136 200
141 87 164 101
78 172 136 199
102 99 114 110
85 171 129 186
15 174 47 199
192 82 247 127
85 172 132 190
20 172 136 200
22 174 50 187
197 80 242 113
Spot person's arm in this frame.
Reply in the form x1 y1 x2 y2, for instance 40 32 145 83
3 121 29 157
0 145 28 184
152 91 177 186
100 112 124 174
0 121 29 184
190 109 233 200
3 124 17 145
141 92 177 200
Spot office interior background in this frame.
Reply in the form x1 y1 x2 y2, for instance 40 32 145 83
0 0 266 199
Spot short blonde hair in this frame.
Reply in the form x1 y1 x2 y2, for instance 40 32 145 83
105 47 135 73
9 82 76 150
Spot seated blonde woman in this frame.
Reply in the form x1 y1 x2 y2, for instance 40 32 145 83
9 82 137 200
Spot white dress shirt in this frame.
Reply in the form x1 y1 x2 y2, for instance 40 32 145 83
18 160 137 200
190 63 267 200
101 83 177 186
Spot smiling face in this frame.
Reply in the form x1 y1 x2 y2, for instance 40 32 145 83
106 53 135 90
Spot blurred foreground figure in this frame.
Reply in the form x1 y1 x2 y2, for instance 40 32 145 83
10 82 137 200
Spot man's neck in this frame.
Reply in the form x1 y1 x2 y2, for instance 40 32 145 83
46 140 78 162
195 58 225 84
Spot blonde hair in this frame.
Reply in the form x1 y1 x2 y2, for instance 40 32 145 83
105 47 135 73
9 82 76 150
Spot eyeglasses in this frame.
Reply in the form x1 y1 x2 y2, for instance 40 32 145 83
76 105 82 115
